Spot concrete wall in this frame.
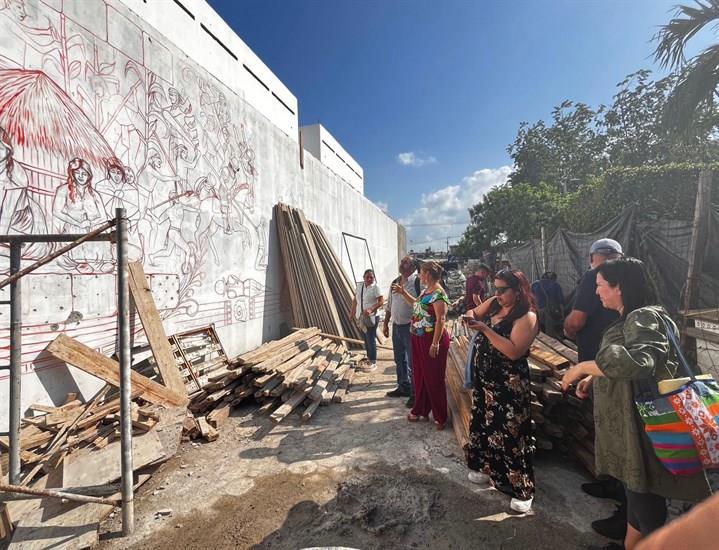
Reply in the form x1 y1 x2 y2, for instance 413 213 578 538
300 124 364 194
0 0 397 430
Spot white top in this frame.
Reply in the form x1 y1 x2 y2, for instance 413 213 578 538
355 281 382 319
386 273 419 325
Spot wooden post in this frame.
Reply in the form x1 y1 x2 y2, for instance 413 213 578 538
681 170 712 347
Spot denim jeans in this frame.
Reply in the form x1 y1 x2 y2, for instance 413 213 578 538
392 323 412 392
364 324 378 362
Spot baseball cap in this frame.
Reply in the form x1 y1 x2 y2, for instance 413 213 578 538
590 238 623 255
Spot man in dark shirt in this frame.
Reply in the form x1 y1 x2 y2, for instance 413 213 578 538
564 239 622 361
564 238 625 544
463 264 490 312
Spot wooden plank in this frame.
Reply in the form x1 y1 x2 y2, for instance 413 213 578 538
128 262 187 395
196 417 219 442
63 431 166 488
535 332 579 364
46 334 188 407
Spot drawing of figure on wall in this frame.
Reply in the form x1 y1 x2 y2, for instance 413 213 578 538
148 189 199 273
95 158 143 260
138 151 181 254
0 127 47 240
162 88 198 153
0 0 27 22
52 158 112 273
87 74 141 167
95 158 140 221
174 143 200 193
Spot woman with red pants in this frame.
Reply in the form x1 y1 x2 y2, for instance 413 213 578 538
393 261 450 430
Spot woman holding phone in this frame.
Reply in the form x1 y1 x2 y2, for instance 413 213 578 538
393 261 450 429
464 269 538 513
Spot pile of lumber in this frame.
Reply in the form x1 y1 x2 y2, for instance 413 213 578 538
183 328 358 439
445 325 596 476
274 203 365 342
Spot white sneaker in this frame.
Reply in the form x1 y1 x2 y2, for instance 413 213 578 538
467 471 490 485
510 497 533 513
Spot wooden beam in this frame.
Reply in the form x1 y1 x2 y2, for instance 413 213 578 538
0 483 119 506
128 262 187 395
46 334 188 407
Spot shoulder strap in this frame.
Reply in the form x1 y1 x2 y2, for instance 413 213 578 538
660 315 696 380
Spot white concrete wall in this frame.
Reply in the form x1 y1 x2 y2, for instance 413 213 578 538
300 124 364 194
122 0 298 139
0 0 397 430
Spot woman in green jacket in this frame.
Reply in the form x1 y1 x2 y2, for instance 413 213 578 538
561 257 709 550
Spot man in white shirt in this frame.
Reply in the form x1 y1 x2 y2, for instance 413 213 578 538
351 269 384 372
383 256 420 407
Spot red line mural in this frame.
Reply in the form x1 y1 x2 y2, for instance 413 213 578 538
0 0 281 395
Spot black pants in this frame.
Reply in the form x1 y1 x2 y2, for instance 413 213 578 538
624 486 667 537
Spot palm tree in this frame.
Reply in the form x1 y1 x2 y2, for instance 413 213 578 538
654 0 719 133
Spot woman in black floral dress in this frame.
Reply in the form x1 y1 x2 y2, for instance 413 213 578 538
464 269 538 513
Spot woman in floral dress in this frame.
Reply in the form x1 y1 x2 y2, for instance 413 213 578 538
464 269 538 513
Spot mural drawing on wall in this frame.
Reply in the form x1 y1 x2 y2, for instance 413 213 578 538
0 0 277 369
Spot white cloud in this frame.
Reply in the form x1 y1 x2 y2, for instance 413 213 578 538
396 151 437 167
399 166 512 250
375 201 389 214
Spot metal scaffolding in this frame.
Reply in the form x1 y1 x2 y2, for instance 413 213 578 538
0 208 134 536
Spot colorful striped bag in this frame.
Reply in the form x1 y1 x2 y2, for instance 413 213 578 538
633 317 719 476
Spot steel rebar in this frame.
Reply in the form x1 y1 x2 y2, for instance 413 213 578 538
8 243 21 485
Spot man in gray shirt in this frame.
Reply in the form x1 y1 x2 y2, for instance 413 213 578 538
383 255 420 407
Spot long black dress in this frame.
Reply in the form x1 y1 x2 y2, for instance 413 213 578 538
467 316 535 501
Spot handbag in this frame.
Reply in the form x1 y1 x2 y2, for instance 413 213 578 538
360 284 378 329
633 316 719 476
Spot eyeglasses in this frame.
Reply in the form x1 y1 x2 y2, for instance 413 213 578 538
495 286 513 295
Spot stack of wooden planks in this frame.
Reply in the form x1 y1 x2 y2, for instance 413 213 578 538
274 203 365 342
183 328 358 439
445 325 596 476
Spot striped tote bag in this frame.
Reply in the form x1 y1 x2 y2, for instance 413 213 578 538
633 317 719 476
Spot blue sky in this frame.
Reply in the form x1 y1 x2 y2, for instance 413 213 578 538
207 0 713 250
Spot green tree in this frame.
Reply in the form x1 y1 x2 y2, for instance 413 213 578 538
459 182 565 255
508 101 604 192
654 0 719 135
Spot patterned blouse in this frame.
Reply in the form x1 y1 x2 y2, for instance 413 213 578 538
411 288 450 336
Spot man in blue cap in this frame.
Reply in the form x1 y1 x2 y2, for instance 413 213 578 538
565 238 625 547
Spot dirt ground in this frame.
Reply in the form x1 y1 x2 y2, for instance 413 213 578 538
98 348 614 550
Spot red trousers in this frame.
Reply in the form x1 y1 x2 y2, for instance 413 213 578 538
410 331 450 425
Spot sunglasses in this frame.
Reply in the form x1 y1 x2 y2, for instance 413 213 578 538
495 286 514 295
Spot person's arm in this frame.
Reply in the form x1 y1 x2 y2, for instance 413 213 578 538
564 310 587 338
429 298 448 358
562 308 668 390
365 291 384 316
564 272 596 338
468 295 498 320
383 287 392 336
470 311 538 361
396 284 419 306
636 492 719 550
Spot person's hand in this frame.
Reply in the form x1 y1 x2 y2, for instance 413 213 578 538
382 322 389 338
576 375 594 399
564 327 576 339
561 364 586 392
467 320 487 333
429 343 439 358
363 308 372 317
